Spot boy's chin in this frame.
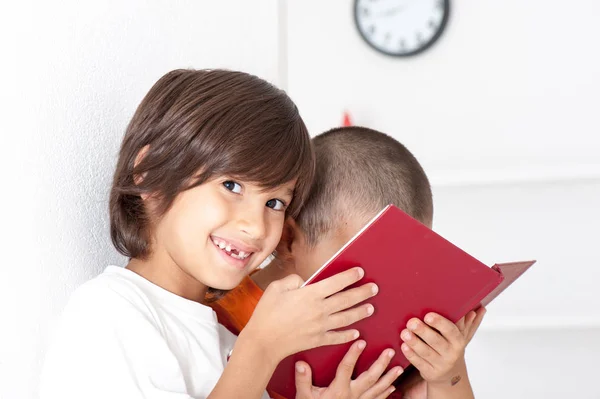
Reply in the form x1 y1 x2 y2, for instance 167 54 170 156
204 278 240 300
206 273 246 292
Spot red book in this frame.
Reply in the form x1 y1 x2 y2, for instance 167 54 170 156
268 205 535 398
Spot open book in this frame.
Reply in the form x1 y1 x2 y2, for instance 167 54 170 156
268 204 535 398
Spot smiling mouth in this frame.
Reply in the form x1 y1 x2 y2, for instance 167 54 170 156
211 237 253 260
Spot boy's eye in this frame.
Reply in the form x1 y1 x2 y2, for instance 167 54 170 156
266 199 285 211
223 181 242 194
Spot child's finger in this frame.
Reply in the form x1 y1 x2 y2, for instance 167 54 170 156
372 386 398 399
323 329 361 347
455 315 466 333
327 302 375 331
465 307 486 343
325 283 378 314
400 329 440 363
311 267 365 298
462 310 475 331
457 311 477 334
468 310 478 324
423 313 463 347
270 273 305 292
294 361 314 398
334 340 367 382
406 318 450 354
358 366 403 399
401 342 434 375
353 348 396 392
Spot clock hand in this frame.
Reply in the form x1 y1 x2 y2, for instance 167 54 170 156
378 0 423 18
377 5 405 17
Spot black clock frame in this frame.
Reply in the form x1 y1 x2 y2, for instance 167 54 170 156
353 0 451 57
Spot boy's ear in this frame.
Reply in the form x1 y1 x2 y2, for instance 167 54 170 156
285 217 312 258
274 216 302 262
134 145 150 200
278 217 296 254
270 218 296 270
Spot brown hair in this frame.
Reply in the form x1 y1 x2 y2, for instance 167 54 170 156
297 126 433 246
109 69 314 259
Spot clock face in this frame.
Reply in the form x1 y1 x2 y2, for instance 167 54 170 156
354 0 450 57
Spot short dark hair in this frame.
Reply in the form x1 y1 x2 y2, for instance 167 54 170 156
109 69 314 259
297 126 433 246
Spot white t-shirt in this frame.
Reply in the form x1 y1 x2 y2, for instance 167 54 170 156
40 266 270 399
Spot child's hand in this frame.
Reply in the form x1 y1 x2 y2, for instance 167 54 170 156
399 307 486 388
295 340 403 399
242 267 378 365
455 306 486 345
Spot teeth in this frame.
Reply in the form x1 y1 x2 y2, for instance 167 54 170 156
231 251 246 259
213 237 252 259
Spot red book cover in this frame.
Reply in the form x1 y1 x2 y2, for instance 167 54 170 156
268 205 535 398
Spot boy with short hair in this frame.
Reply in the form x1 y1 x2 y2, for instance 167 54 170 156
211 126 485 399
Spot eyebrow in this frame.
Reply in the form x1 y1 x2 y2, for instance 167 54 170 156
261 186 294 199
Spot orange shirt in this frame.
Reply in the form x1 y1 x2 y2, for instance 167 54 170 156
211 275 264 336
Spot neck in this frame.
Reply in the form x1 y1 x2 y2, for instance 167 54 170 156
126 250 208 303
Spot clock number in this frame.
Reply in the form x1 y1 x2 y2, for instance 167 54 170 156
415 31 424 43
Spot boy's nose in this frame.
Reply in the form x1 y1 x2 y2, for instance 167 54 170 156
237 211 266 240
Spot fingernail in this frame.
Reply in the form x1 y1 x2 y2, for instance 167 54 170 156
408 320 418 331
357 340 366 350
389 387 396 394
296 363 305 373
371 284 379 296
401 330 411 340
366 304 375 315
356 268 364 278
353 330 360 339
387 349 395 358
425 314 434 324
396 367 404 375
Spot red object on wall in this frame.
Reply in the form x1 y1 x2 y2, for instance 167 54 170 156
342 110 353 126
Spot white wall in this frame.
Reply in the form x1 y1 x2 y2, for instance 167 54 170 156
0 1 280 398
466 327 600 397
1 1 598 398
287 0 600 185
286 1 600 397
435 181 600 398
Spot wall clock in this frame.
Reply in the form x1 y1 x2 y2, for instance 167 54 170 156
354 0 450 57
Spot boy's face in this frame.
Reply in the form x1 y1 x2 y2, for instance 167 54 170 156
291 213 434 281
291 218 365 281
150 176 295 291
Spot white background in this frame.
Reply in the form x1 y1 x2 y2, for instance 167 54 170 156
1 1 598 398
